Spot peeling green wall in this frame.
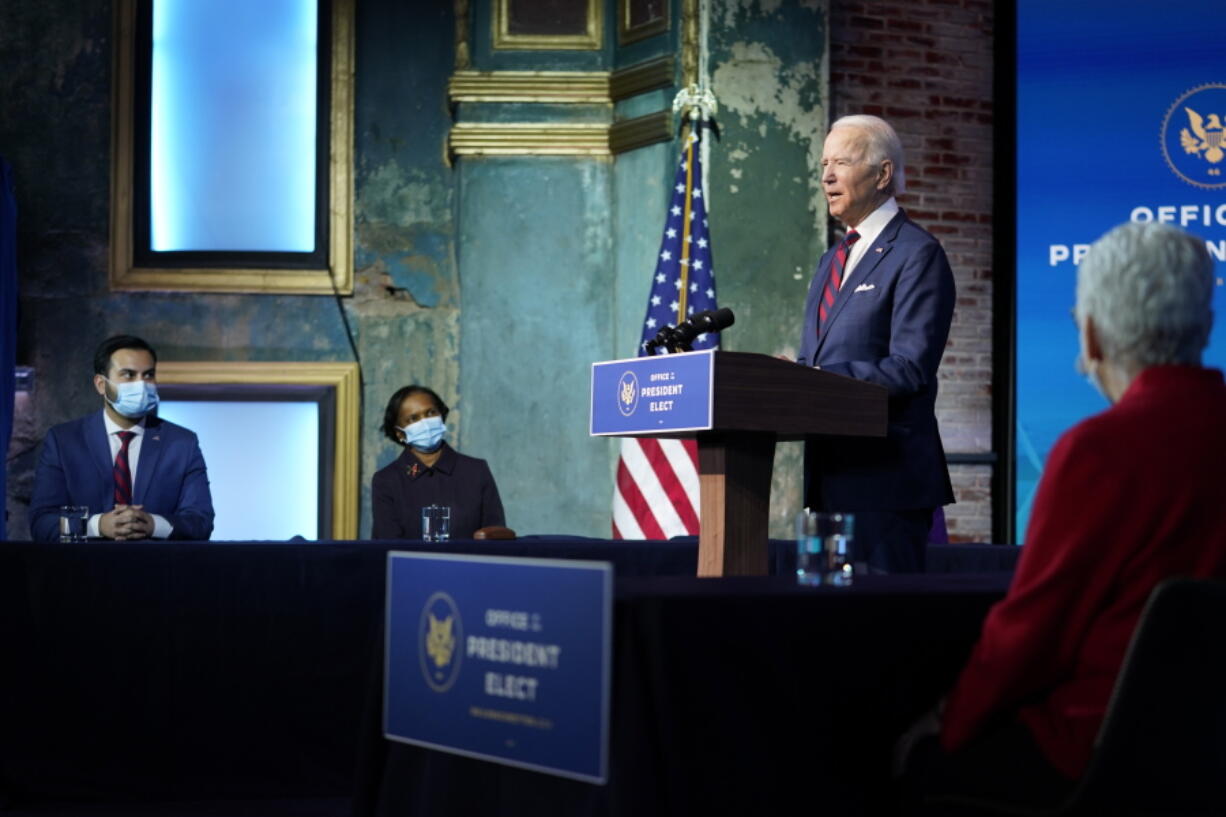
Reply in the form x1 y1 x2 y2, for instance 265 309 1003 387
457 158 616 534
351 0 461 535
708 0 829 536
2 0 829 541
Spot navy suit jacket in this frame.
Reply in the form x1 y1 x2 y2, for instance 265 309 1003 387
798 209 956 512
29 410 214 542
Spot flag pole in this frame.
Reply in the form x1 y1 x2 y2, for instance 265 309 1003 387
611 86 723 540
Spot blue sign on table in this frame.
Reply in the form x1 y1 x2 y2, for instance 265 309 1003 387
590 349 714 435
384 552 613 783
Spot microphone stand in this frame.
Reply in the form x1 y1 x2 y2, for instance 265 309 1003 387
644 325 693 355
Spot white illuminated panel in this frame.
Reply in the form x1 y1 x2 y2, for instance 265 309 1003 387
150 0 318 252
157 401 319 540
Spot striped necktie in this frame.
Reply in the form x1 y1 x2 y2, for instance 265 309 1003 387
818 229 860 329
113 430 135 506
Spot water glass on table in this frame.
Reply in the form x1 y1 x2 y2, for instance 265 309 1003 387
795 510 855 586
58 505 89 543
422 505 451 542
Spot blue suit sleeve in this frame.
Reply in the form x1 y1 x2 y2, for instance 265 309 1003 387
819 240 955 397
167 436 214 540
29 428 70 543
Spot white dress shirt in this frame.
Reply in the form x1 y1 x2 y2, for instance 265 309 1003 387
840 197 899 288
87 412 174 538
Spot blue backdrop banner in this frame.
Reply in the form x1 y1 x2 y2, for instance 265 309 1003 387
384 552 613 783
1015 2 1226 539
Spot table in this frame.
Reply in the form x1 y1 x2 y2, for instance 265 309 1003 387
0 539 1011 815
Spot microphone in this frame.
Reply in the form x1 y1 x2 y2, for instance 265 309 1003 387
672 307 735 346
645 308 735 354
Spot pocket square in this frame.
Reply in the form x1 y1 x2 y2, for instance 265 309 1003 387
853 283 875 293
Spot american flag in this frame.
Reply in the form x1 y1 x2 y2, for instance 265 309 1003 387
612 124 721 539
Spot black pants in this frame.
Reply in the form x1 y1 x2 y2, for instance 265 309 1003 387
898 722 1076 815
854 508 933 573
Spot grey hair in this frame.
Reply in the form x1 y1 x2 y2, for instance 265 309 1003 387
829 114 907 195
1075 222 1214 368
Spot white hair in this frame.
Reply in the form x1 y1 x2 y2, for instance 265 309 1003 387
829 114 907 195
1075 222 1214 368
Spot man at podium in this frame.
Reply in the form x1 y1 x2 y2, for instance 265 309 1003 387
797 115 956 573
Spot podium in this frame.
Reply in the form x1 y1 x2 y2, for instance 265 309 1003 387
591 350 887 576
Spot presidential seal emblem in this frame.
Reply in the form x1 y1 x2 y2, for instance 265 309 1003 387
418 591 463 692
617 370 640 417
1162 84 1226 190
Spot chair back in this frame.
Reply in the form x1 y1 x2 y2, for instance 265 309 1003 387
1070 577 1226 815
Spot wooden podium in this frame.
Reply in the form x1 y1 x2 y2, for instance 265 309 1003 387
591 351 887 577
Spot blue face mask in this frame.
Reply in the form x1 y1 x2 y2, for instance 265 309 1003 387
106 379 159 419
400 415 446 452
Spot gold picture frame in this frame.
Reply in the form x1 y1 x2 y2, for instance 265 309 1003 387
109 0 355 295
156 361 361 539
618 0 669 46
493 0 603 51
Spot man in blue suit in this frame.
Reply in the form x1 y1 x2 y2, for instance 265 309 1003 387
29 335 214 542
798 115 955 572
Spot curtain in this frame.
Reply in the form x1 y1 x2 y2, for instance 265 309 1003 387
0 157 17 541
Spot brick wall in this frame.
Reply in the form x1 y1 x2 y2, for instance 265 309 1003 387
829 0 996 542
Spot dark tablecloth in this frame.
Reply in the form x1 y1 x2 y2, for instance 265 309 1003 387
0 538 1012 814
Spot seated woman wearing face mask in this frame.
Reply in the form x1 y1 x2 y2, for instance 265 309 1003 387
371 384 508 540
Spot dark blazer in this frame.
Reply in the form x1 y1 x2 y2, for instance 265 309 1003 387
29 410 215 542
798 209 956 512
371 444 505 540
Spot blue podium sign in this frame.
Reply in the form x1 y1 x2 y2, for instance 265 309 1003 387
384 552 613 783
590 349 714 435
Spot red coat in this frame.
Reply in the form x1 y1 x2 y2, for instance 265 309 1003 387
941 365 1226 779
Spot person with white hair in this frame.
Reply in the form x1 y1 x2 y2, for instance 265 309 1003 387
901 221 1226 808
796 114 956 573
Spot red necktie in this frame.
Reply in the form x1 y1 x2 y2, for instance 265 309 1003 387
113 431 135 506
818 230 860 329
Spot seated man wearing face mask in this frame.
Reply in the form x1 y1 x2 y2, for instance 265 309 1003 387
29 334 214 542
371 384 506 540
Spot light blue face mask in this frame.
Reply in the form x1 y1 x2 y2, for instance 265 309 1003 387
106 379 159 419
400 415 446 452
